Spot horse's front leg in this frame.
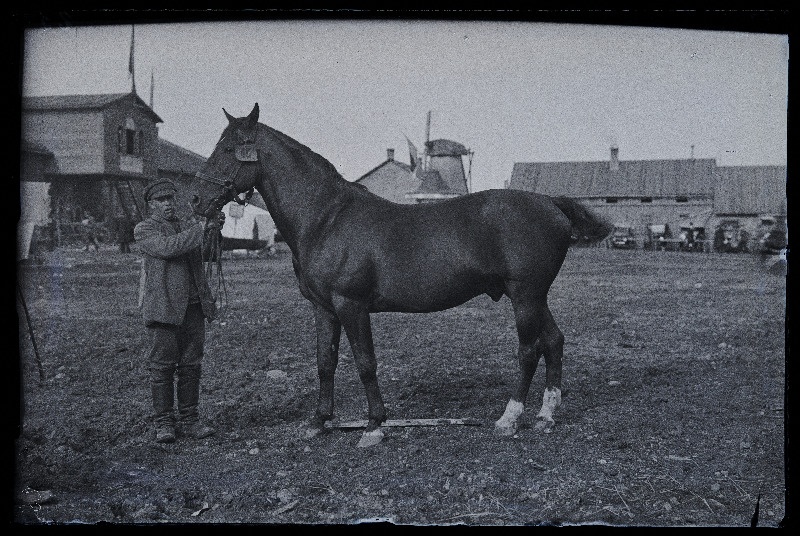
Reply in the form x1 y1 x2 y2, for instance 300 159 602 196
333 296 387 448
306 304 341 437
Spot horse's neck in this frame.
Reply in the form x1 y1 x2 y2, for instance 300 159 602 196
256 126 347 253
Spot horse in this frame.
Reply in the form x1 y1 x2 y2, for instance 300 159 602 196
190 103 612 447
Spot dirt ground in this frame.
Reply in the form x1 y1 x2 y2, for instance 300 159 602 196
13 244 786 526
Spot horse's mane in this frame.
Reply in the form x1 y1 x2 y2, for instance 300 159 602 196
259 123 379 201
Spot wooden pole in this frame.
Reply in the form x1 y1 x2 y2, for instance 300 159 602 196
424 111 431 171
325 417 481 429
16 283 45 384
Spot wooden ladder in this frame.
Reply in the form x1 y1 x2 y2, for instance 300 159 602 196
113 180 144 222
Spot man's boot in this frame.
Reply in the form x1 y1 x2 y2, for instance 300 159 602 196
177 366 215 439
151 368 176 443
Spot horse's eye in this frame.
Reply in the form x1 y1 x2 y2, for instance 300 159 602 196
223 147 234 153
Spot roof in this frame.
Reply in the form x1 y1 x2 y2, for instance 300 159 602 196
23 92 163 123
509 158 716 198
408 170 451 194
354 158 412 182
713 165 786 215
20 139 54 156
425 139 470 156
157 137 207 175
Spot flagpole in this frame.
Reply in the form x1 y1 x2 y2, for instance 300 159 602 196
150 69 154 109
129 25 136 94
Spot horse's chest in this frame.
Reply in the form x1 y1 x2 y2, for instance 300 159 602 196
296 251 374 301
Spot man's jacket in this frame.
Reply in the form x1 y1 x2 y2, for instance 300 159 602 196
133 214 217 325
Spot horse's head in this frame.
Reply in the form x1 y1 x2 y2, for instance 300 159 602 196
191 103 263 218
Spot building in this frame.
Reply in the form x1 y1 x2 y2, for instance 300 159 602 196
156 137 208 221
355 140 473 204
20 92 163 252
353 149 416 204
508 146 786 249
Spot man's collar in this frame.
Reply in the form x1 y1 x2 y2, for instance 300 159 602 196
151 213 180 224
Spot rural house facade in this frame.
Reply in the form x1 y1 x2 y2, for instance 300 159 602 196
20 92 162 251
18 91 220 257
355 139 472 204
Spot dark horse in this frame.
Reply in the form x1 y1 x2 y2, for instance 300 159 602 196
191 104 612 447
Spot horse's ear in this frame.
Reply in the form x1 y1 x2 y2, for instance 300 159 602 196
247 103 260 126
223 108 236 124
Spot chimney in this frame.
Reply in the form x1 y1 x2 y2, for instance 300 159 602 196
610 145 619 172
387 148 395 161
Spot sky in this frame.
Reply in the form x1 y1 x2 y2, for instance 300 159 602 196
21 18 788 192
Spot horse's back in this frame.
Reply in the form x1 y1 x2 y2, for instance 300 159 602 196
300 189 572 312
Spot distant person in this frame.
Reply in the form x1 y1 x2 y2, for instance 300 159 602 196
133 179 226 444
81 214 100 251
760 216 787 273
117 216 135 253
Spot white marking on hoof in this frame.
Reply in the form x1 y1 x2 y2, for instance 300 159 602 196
494 399 524 437
534 417 555 434
535 388 562 433
356 429 384 448
303 427 323 439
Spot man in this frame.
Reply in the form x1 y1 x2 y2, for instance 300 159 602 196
116 215 134 253
133 179 225 443
81 213 100 251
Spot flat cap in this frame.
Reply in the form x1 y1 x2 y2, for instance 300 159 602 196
144 179 177 201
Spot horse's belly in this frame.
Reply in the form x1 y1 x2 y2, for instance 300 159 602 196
369 273 493 313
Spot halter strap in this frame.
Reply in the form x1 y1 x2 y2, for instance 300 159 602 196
195 129 260 207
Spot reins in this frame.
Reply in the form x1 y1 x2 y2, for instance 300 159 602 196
202 224 229 314
194 134 260 317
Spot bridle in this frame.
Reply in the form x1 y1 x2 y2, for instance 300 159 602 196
192 129 262 315
194 133 259 211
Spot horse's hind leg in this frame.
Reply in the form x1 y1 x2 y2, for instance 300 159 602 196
533 307 563 433
495 291 548 437
306 304 342 438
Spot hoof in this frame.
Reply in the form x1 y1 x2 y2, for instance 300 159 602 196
493 420 517 437
303 423 328 439
534 417 555 434
356 429 384 448
303 428 322 439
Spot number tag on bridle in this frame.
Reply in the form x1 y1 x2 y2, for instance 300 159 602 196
235 143 258 162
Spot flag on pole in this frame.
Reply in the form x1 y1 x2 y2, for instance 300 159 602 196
149 69 154 109
405 135 418 171
128 26 136 94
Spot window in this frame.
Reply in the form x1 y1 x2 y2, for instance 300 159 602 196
122 118 139 155
605 197 618 204
676 196 688 203
640 197 653 203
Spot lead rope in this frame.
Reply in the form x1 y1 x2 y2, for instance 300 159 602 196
203 220 229 316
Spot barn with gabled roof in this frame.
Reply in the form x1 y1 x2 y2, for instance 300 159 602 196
354 112 473 204
354 149 416 204
508 145 786 248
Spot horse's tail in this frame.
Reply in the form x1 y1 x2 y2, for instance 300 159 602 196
551 196 613 245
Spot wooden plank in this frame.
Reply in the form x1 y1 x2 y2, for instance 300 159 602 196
325 418 482 429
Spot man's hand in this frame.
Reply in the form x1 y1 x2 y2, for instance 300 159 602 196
205 211 226 231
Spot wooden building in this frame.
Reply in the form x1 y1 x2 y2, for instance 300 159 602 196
353 149 416 204
355 140 472 204
17 91 227 256
508 146 786 248
20 92 162 248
